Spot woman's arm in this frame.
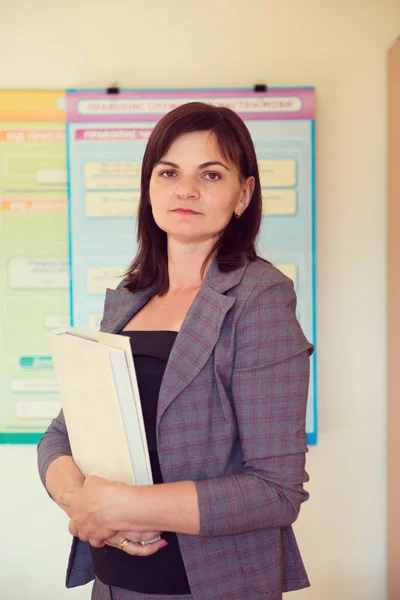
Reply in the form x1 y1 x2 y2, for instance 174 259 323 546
118 480 200 535
195 277 313 536
45 455 84 512
64 476 199 540
37 409 83 508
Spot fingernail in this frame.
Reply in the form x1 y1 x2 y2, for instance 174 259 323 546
159 541 169 549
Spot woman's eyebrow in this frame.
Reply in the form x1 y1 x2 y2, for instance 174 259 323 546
155 160 179 168
199 161 230 171
155 160 230 171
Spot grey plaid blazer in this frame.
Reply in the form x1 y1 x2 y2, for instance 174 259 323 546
38 256 313 600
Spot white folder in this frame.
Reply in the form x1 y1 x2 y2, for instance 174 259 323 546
48 327 152 486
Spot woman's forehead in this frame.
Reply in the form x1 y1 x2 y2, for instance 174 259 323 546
160 130 237 166
164 131 218 153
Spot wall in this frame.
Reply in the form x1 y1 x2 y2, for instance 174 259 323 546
387 40 400 600
1 1 399 598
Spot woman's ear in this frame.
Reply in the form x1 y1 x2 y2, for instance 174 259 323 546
236 176 255 215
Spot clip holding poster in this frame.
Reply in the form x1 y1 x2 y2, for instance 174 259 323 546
254 75 268 93
106 80 120 94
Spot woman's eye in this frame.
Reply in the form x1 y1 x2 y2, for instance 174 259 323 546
160 170 177 178
204 172 221 181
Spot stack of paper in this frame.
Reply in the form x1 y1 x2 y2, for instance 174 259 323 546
48 327 152 486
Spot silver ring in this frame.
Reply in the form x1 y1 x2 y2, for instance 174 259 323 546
139 535 161 547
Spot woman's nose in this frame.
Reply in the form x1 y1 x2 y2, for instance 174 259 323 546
174 176 200 199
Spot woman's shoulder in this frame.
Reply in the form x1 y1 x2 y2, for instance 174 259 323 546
239 256 294 290
108 257 293 301
218 257 297 315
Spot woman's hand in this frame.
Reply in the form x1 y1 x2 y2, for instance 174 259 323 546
60 475 167 554
60 474 128 544
103 530 168 556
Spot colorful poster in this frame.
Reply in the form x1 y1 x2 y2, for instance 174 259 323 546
0 91 68 443
66 89 317 443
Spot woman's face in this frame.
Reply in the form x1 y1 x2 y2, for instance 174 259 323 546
149 131 254 244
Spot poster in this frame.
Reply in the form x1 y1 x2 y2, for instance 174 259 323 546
0 91 68 443
66 89 317 443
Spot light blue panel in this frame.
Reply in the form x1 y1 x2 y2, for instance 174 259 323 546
67 122 150 328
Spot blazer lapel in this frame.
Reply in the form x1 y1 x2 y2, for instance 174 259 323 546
100 284 157 334
157 258 248 430
157 284 235 429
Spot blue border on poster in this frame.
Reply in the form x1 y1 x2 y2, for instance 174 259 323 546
307 118 317 445
66 123 75 327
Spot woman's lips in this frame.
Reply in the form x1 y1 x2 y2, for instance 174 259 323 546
172 208 200 214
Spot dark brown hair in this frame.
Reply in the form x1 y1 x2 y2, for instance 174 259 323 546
124 101 264 295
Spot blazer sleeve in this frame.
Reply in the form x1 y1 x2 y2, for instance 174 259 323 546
37 409 72 490
195 275 313 536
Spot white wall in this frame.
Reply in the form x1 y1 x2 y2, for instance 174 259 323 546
1 1 398 598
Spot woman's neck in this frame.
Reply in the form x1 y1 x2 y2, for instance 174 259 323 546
166 237 214 292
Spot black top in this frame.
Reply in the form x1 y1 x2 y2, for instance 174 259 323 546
90 330 191 595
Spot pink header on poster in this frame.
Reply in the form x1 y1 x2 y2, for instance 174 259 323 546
75 128 153 141
66 89 314 123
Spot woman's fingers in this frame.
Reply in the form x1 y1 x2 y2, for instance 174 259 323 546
68 520 105 547
121 531 161 544
113 536 168 557
81 530 167 552
106 531 161 546
69 520 88 543
88 537 105 548
68 516 116 542
104 532 168 556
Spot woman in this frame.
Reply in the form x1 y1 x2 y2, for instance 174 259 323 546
38 102 313 600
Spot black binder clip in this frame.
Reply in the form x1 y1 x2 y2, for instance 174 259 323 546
253 76 268 93
106 80 120 94
254 82 268 93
